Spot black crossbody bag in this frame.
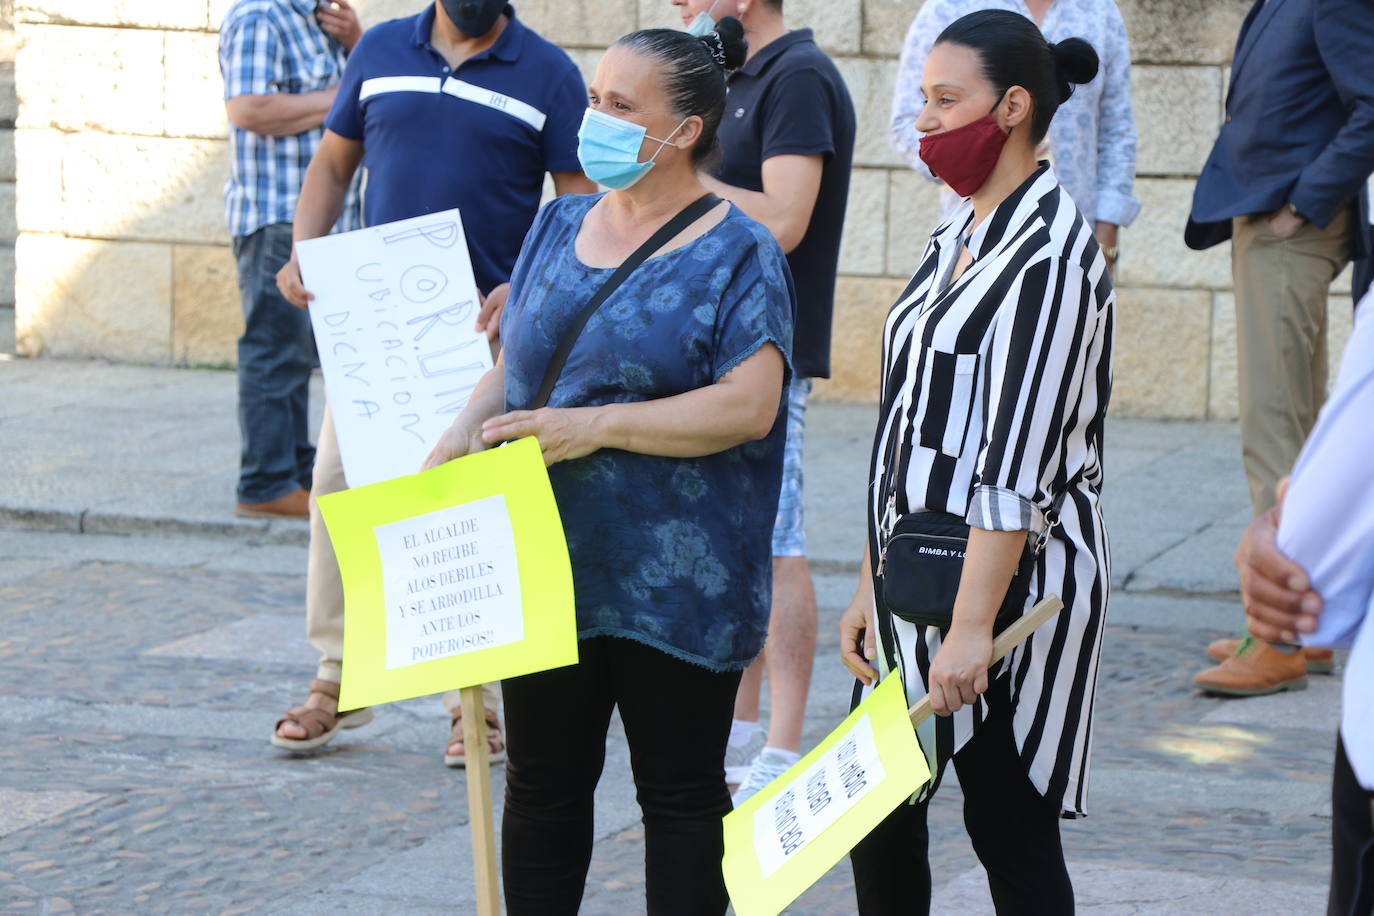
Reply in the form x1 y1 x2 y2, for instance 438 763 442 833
528 194 721 410
874 434 1058 632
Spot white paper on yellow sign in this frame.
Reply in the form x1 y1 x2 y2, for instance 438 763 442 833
723 673 930 916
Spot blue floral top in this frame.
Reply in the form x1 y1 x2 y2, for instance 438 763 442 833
500 193 796 671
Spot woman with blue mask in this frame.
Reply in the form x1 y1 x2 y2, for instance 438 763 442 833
423 17 795 916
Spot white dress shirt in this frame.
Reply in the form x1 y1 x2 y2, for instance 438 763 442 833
1279 293 1374 790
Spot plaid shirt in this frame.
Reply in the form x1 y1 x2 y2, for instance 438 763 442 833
219 0 361 238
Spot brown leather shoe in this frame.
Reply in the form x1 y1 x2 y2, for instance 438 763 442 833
235 487 310 519
1205 637 1334 673
1194 637 1308 696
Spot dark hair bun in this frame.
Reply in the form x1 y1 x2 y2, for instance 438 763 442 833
1051 37 1099 101
704 16 747 71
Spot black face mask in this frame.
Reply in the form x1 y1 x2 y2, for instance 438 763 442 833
439 0 505 38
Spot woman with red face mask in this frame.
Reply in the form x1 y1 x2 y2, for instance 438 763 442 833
837 11 1110 914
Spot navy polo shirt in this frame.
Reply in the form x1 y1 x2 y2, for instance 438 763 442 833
325 4 585 294
714 29 855 379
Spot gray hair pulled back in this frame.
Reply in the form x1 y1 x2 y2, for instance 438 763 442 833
612 18 748 166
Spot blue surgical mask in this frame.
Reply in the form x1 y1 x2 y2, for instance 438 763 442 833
685 0 724 37
576 108 687 190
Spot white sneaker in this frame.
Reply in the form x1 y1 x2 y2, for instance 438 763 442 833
725 727 766 786
731 748 798 807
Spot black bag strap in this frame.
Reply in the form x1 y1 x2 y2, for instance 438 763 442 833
530 193 722 410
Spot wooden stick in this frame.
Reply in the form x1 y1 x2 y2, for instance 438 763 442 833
908 595 1065 727
461 684 501 916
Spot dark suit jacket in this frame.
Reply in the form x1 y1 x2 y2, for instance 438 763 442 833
1185 0 1374 257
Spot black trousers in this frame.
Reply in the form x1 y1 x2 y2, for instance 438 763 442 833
1330 734 1374 916
849 685 1074 915
500 636 743 916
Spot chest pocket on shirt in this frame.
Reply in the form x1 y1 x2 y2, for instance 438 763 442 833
917 347 980 458
276 51 336 94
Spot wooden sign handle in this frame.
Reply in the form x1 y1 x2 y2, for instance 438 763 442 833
461 684 502 916
907 595 1064 727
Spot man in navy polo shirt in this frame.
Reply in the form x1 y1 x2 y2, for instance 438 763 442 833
272 0 594 765
670 0 856 803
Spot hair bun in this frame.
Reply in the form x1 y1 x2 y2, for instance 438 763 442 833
1050 37 1099 102
701 16 747 71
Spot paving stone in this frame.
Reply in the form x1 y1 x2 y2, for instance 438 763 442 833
0 789 102 838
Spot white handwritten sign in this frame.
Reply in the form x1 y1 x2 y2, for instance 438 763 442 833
373 494 524 670
752 713 886 878
298 209 493 488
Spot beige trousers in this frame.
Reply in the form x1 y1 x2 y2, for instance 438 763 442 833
307 401 500 714
1231 208 1351 515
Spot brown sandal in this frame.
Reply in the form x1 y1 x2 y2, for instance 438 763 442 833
271 678 374 752
444 706 506 768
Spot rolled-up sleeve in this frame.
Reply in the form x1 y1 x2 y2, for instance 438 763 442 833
968 258 1108 533
890 1 959 181
1091 4 1140 227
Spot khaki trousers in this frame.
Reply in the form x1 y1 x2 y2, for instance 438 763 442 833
1231 209 1351 515
307 401 500 714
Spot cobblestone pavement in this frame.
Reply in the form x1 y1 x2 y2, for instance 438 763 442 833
0 551 1337 915
0 360 1342 914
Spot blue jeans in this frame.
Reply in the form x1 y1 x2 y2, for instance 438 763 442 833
233 222 317 503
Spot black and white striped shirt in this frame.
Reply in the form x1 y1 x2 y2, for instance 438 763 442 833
863 165 1115 817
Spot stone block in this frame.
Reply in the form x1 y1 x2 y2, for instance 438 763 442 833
1116 0 1250 65
1116 177 1230 290
173 244 242 366
0 69 15 125
568 47 603 91
61 134 230 245
634 0 862 53
885 167 941 278
811 276 909 402
774 0 863 56
0 182 14 240
862 0 916 58
0 246 13 306
15 234 172 361
1110 286 1210 419
16 0 208 29
1132 65 1221 177
165 32 229 140
838 167 889 276
0 130 14 182
835 57 901 169
509 0 638 47
15 129 63 234
208 0 236 29
16 25 165 136
634 0 683 32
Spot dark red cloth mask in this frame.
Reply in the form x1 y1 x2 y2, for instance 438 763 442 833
918 112 1010 198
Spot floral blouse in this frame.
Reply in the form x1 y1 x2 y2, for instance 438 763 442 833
500 193 796 671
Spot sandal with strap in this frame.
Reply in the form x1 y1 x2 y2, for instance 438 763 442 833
271 678 374 752
444 706 506 768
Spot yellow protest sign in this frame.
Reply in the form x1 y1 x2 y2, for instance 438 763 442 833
317 436 577 712
723 673 929 916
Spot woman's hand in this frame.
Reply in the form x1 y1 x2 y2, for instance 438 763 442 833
928 625 993 716
482 407 603 465
421 420 487 471
839 589 879 686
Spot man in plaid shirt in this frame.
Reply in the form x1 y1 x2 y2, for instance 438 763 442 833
220 0 363 519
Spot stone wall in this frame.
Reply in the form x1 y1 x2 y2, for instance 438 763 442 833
11 0 1358 418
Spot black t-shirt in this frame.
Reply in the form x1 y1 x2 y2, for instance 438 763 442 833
713 29 856 379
